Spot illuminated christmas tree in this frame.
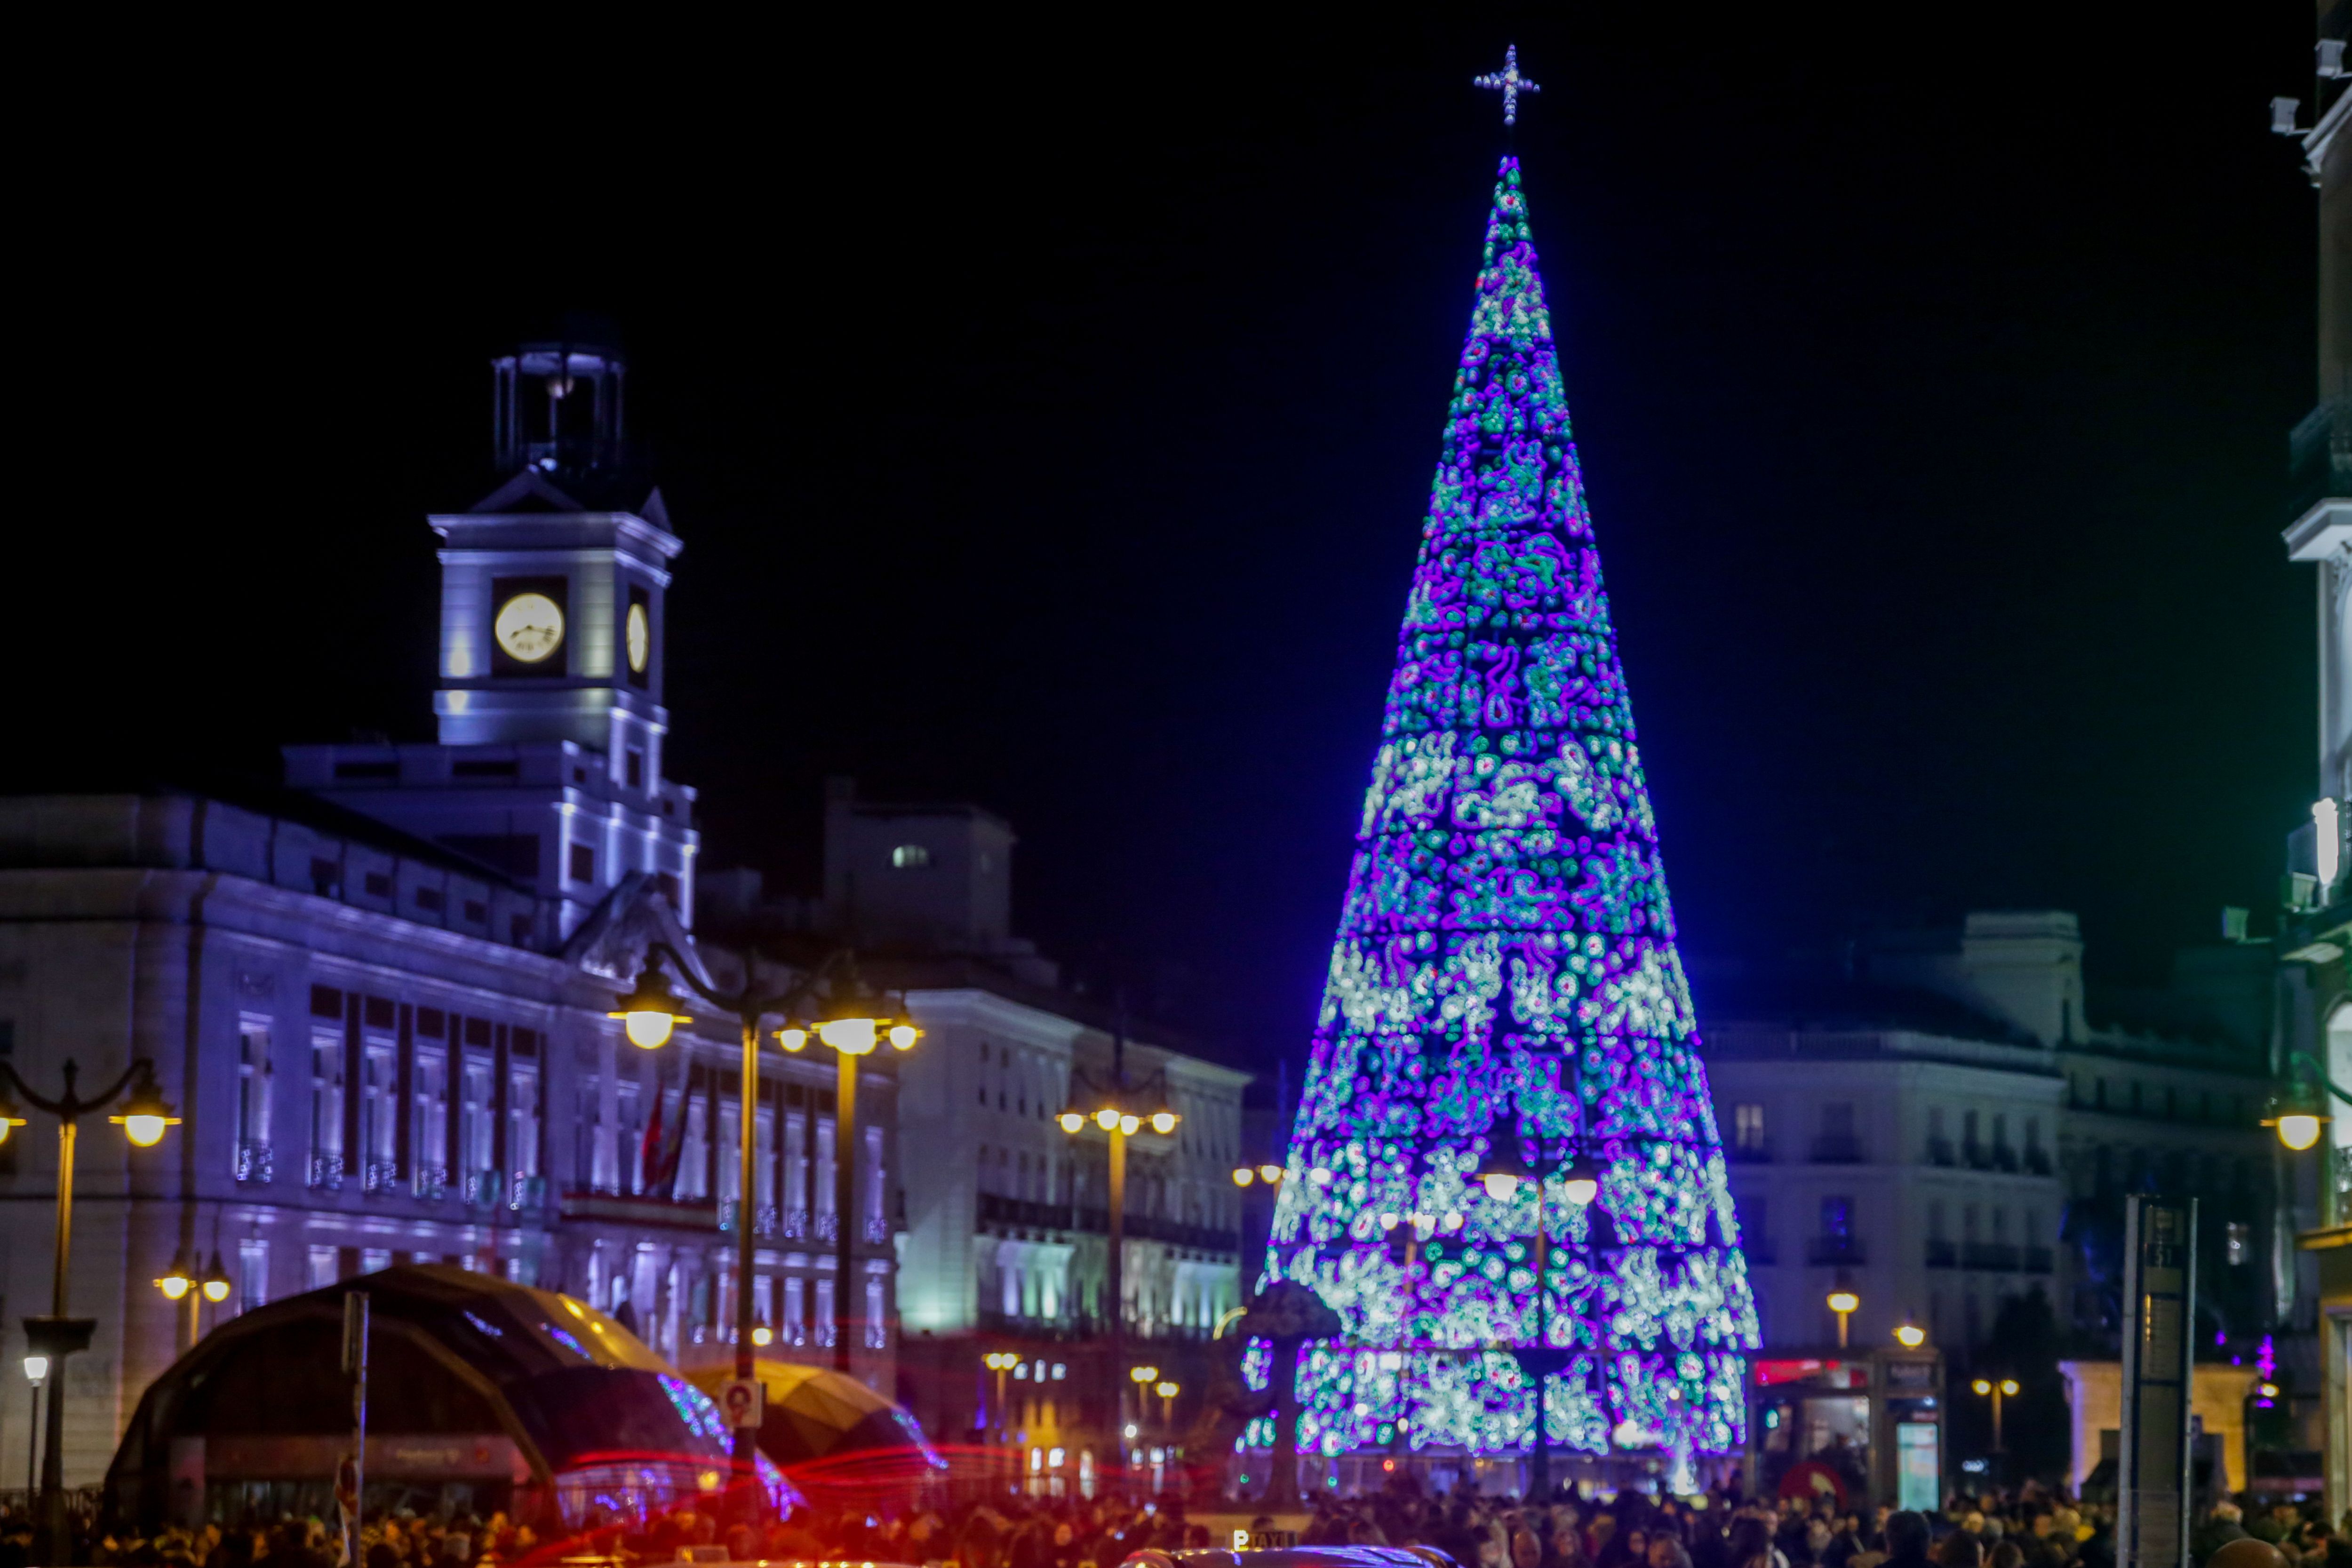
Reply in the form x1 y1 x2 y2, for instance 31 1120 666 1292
1257 155 1758 1477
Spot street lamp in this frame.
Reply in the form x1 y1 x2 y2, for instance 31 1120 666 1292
1154 1378 1179 1427
983 1351 1020 1434
1476 1131 1599 1501
1894 1320 1927 1350
613 942 920 1478
1970 1376 2020 1455
2260 1055 2347 1152
1058 1070 1180 1413
0 1056 180 1565
1826 1279 1861 1349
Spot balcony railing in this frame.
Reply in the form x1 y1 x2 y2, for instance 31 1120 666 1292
236 1142 274 1185
462 1170 503 1208
2024 1147 2053 1176
413 1163 448 1202
1925 1238 1957 1269
1810 1135 1866 1164
363 1159 401 1196
1727 1139 1773 1164
1962 1242 2020 1271
863 1217 892 1243
309 1153 345 1192
509 1174 548 1211
1990 1145 2019 1173
816 1212 841 1242
976 1194 1242 1253
1962 1141 1994 1171
1925 1138 1955 1168
1807 1235 1867 1266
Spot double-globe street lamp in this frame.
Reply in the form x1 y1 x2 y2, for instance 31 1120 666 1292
1473 1132 1600 1502
0 1057 181 1563
611 945 918 1473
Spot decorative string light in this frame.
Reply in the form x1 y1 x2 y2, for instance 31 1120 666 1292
1252 157 1757 1468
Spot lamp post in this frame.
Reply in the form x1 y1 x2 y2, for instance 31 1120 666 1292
1154 1378 1179 1429
21 1357 43 1501
983 1352 1018 1434
1476 1133 1600 1502
614 944 919 1432
1969 1376 2019 1456
1058 1070 1180 1435
1826 1279 1860 1349
0 1057 181 1564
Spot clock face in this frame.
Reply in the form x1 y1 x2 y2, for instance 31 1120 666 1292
494 592 566 664
625 601 650 674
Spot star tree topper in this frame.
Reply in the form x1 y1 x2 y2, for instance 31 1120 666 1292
1474 44 1540 127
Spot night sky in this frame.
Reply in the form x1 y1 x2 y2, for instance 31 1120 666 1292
27 14 2323 1072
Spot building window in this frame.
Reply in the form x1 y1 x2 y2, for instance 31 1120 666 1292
461 1054 495 1194
568 842 595 883
866 1276 888 1349
362 1042 398 1193
625 748 644 789
361 1248 392 1274
815 1279 837 1346
1734 1104 1765 1150
413 1047 448 1200
309 1029 344 1189
307 1245 340 1290
235 1020 274 1184
1820 1195 1852 1238
891 844 931 869
510 1059 542 1200
2226 1221 2250 1265
784 1277 807 1345
236 1239 270 1316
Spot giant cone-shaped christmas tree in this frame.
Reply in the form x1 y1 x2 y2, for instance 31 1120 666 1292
1259 157 1758 1467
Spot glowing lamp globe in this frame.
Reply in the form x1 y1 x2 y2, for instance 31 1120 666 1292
819 1017 877 1055
200 1253 232 1303
156 1250 195 1301
1894 1323 1926 1349
1826 1289 1860 1316
1059 1112 1085 1134
21 1357 46 1385
889 1024 920 1051
2000 1379 2020 1396
1232 1168 1254 1187
609 971 689 1050
1560 1155 1603 1208
1094 1108 1122 1132
1258 1163 1284 1183
777 1027 808 1052
2276 1114 2323 1152
1149 1111 1178 1134
751 1326 773 1347
1118 1114 1140 1135
1971 1378 1992 1396
112 1076 181 1148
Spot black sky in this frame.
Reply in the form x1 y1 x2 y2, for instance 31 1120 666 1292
26 12 2323 1072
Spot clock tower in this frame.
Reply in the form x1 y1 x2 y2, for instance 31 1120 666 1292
284 332 699 939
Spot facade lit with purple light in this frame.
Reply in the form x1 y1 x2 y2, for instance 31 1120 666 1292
1257 159 1759 1468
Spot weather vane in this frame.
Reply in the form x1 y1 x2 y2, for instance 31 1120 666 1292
1474 44 1541 127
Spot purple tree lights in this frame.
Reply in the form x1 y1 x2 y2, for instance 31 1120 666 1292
1254 158 1758 1473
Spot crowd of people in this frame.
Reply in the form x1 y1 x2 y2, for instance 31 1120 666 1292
2 1475 2343 1568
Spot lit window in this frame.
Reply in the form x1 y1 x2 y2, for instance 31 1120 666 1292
891 844 931 869
2226 1222 2250 1266
1734 1104 1765 1150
